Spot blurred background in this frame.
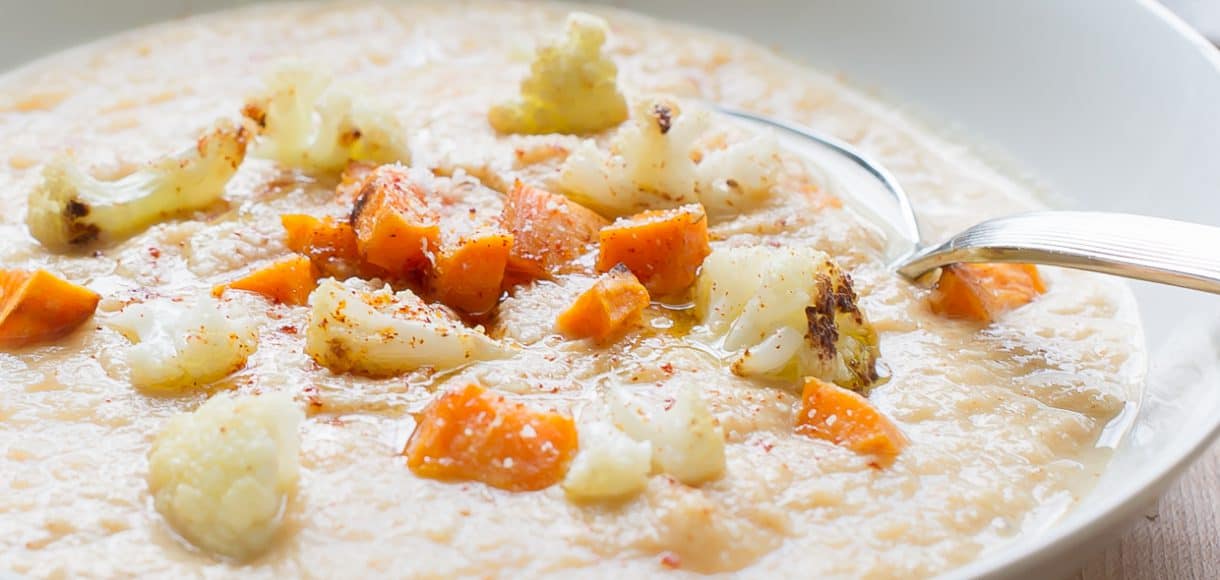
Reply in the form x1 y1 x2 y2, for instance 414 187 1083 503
1162 0 1220 42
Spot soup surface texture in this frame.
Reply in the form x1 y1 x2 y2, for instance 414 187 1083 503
0 1 1144 577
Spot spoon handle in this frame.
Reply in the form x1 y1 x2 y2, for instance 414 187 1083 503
896 211 1220 294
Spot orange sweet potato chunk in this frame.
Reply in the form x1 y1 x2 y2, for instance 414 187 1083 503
214 255 317 306
404 384 578 492
0 269 100 348
281 213 375 279
501 181 608 280
596 204 711 297
556 265 650 342
429 229 514 314
350 165 440 276
796 377 907 461
928 263 1046 324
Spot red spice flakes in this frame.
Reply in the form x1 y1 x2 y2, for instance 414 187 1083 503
663 397 676 411
147 247 161 258
660 552 682 569
659 362 674 374
279 324 299 335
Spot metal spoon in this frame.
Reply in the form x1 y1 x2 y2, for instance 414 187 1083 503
718 107 1220 294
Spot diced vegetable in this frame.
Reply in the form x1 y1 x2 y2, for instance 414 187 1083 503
501 181 608 280
148 392 302 560
349 165 440 277
108 295 258 391
0 269 100 348
404 384 578 492
305 278 506 376
214 255 318 306
562 419 652 501
428 229 514 314
488 13 628 135
695 245 880 390
597 204 710 297
27 122 249 250
555 265 650 342
558 96 781 218
280 213 375 279
796 377 906 460
610 383 725 485
243 63 409 172
928 263 1046 324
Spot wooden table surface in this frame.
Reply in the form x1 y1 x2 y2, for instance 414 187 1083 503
1075 440 1220 579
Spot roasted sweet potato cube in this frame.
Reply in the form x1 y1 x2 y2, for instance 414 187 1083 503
501 181 608 280
796 377 906 461
214 255 318 306
404 384 578 492
928 263 1046 324
596 204 710 297
556 265 650 342
429 229 514 314
350 165 440 276
280 213 372 279
0 269 100 348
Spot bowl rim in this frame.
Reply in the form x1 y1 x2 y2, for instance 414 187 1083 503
936 10 1220 578
1 1 1218 577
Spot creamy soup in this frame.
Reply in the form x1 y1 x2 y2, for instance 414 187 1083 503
0 2 1144 578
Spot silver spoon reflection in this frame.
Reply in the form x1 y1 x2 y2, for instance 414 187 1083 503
717 107 1220 294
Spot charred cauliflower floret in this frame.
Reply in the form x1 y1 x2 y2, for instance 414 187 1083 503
695 245 880 390
148 392 302 561
26 122 249 250
610 383 726 486
558 96 780 218
108 295 258 391
305 278 506 376
489 12 628 135
562 419 652 500
243 63 409 172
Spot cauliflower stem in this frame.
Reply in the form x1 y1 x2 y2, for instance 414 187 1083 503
243 63 410 172
26 122 249 250
305 278 507 376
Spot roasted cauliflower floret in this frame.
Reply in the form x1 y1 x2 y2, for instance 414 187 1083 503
559 97 703 216
610 383 726 485
489 12 628 135
148 392 302 561
26 122 249 250
695 245 880 390
108 295 258 391
243 63 409 172
558 96 781 218
694 132 782 218
305 278 506 376
562 419 652 500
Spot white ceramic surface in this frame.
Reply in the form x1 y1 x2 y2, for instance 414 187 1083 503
2 1 1218 578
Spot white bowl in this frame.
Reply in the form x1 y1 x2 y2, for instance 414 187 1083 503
3 1 1218 578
